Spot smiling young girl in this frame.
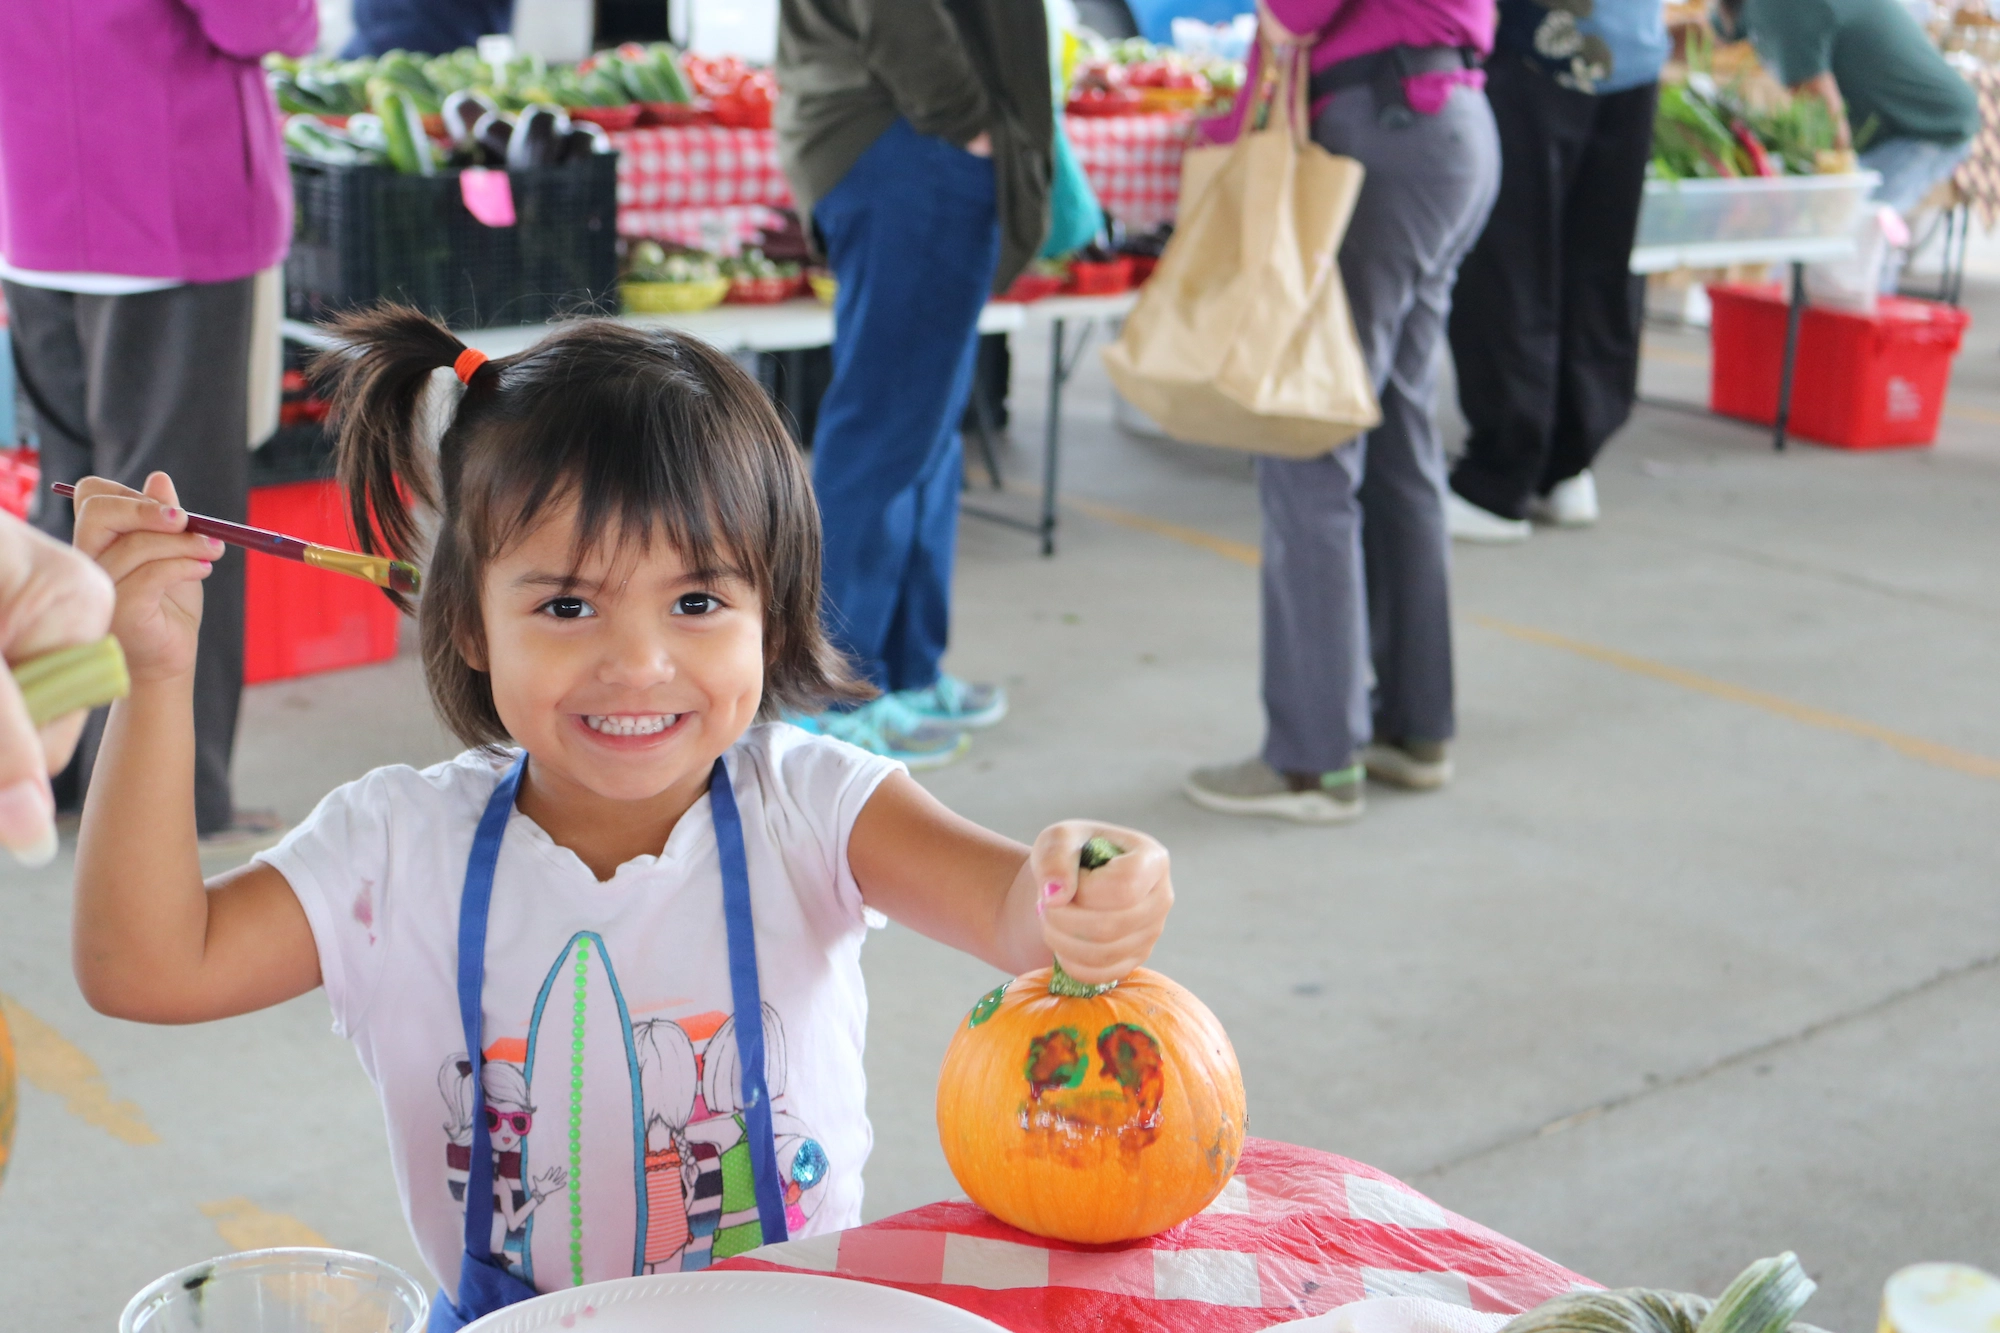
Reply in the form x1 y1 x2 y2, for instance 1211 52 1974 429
68 308 1174 1330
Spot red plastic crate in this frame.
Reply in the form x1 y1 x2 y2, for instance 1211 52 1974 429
244 479 400 684
0 449 38 520
1707 284 1971 449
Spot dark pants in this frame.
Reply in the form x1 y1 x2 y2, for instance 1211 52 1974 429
1447 62 1657 521
810 119 999 694
5 278 251 834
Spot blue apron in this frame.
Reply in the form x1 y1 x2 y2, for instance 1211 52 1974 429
428 754 790 1330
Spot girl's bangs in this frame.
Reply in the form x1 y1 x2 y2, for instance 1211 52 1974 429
455 360 765 592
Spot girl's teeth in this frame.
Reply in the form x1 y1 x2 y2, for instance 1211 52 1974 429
585 714 676 736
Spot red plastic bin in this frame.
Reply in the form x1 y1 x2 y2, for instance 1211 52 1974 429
244 478 400 685
1707 284 1971 449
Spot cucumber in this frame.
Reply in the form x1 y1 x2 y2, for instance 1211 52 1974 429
370 82 435 176
650 44 692 102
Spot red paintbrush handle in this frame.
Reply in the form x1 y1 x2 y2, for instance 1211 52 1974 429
51 482 310 563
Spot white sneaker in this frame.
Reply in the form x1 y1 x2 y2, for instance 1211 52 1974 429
1359 741 1453 791
1528 470 1599 528
1445 490 1531 544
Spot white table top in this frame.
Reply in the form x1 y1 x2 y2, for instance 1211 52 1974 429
285 296 1027 358
281 288 1151 360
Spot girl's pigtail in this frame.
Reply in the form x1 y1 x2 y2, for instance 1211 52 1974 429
310 303 462 612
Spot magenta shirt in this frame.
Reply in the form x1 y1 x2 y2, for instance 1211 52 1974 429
1202 0 1493 145
0 0 318 284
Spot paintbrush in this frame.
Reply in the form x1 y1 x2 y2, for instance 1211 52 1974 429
53 483 421 595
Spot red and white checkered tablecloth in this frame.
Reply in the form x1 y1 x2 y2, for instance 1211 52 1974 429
611 115 1194 249
715 1137 1591 1332
612 125 795 244
1066 112 1196 233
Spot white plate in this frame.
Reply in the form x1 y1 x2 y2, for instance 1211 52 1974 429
460 1271 1010 1333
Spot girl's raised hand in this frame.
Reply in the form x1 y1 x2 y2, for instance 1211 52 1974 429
1033 822 1173 986
70 472 226 684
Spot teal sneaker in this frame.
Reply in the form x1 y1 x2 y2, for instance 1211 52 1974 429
790 697 970 770
892 674 1007 730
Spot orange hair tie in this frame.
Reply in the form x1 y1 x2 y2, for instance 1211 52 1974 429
453 347 488 384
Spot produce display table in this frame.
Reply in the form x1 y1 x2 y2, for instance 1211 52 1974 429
1630 173 1876 450
287 289 1138 559
714 1136 1589 1333
608 114 1197 247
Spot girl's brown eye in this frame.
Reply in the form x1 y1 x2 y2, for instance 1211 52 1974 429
542 596 593 620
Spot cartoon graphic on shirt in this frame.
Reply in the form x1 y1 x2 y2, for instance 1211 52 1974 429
438 1053 567 1280
634 1017 700 1273
442 934 832 1288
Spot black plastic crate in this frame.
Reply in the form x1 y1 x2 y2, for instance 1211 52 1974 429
286 154 619 329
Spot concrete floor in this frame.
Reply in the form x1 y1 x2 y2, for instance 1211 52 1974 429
4 282 1998 1331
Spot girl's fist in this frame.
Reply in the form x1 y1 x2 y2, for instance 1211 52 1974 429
1029 821 1173 986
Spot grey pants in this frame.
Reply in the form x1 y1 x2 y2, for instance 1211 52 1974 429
5 278 251 834
1258 82 1500 776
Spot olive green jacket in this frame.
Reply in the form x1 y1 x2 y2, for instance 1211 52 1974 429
776 0 1054 291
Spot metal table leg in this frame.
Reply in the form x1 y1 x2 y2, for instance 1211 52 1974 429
1773 261 1806 453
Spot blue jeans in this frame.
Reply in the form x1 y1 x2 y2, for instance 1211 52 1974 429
811 119 1000 694
1861 135 1972 215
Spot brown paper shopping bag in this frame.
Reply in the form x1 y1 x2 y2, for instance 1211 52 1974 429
1103 43 1378 458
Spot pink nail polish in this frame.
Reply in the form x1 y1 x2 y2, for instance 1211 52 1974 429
1043 881 1063 898
163 507 182 521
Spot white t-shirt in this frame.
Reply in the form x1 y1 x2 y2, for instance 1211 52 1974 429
257 723 900 1301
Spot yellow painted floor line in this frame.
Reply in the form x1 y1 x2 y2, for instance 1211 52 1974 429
201 1197 331 1250
1058 493 1261 566
0 993 159 1145
1053 491 2000 782
1473 614 2000 780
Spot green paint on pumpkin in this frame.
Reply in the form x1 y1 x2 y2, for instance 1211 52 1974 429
968 984 1008 1027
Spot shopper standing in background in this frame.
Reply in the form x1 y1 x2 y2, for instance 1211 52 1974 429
1444 0 1669 543
341 0 510 57
1183 0 1499 823
0 0 316 848
1717 0 1978 219
776 0 1052 767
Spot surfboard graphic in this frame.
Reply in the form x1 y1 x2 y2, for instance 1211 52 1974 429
521 931 647 1287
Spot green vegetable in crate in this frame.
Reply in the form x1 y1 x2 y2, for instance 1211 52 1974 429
370 82 436 176
283 115 384 167
508 104 569 170
575 65 634 108
1504 1255 1824 1333
346 112 389 154
374 50 443 114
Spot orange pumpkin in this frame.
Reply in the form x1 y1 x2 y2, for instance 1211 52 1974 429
936 959 1245 1244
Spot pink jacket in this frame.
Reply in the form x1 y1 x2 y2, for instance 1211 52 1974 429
0 0 318 283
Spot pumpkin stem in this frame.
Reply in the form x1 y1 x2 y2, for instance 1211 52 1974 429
1048 960 1118 998
1047 839 1128 996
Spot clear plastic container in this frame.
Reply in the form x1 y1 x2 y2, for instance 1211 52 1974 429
120 1248 429 1333
1632 173 1882 271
